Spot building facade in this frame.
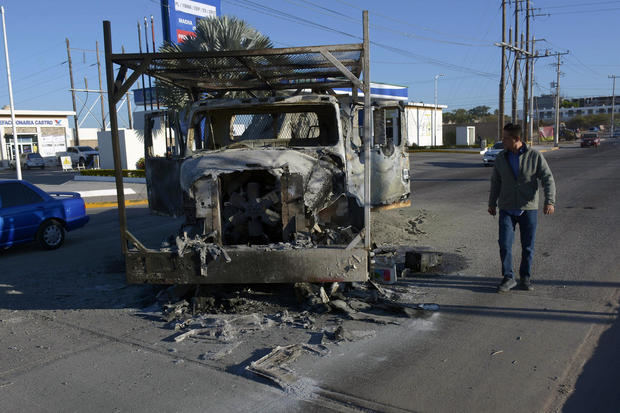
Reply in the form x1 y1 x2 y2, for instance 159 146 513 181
528 94 620 123
0 109 75 167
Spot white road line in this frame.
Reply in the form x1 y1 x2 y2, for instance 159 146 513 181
77 188 136 197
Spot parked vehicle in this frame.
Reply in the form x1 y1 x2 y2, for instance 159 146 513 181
482 142 504 166
580 132 600 147
10 152 45 170
60 146 99 167
0 180 89 249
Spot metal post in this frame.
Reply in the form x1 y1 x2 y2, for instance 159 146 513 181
609 75 617 137
554 54 561 147
66 38 80 145
151 15 160 110
103 20 128 254
137 21 147 111
1 6 21 179
363 10 371 251
96 41 106 131
499 0 506 136
144 17 154 111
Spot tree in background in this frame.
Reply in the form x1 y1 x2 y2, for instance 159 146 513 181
156 16 273 111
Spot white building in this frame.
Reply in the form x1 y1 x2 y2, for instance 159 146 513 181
405 102 447 147
0 109 75 167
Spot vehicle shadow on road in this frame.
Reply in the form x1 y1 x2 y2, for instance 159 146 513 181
0 208 178 312
562 298 620 411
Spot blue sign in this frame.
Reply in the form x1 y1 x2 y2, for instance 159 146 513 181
134 87 158 107
161 0 221 44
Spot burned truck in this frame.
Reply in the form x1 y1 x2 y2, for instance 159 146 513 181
102 14 409 285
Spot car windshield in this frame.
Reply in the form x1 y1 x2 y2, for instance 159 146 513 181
28 153 42 159
492 142 504 150
77 146 95 151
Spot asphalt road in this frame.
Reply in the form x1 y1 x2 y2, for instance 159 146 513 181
1 140 619 412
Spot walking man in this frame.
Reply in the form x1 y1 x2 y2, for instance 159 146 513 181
488 123 556 292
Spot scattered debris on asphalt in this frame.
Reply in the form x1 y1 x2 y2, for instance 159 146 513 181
246 344 327 391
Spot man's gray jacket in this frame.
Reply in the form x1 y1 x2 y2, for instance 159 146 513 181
488 144 556 210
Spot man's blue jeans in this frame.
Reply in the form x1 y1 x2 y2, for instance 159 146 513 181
498 210 538 279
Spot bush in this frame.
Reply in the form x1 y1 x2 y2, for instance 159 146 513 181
80 169 145 178
135 157 145 170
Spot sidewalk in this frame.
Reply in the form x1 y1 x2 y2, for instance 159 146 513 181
37 177 148 209
409 142 563 155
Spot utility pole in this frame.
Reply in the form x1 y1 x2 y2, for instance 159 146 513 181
122 46 134 129
66 38 80 145
609 75 617 137
96 41 105 131
512 0 519 122
553 53 565 147
529 38 536 144
433 74 444 147
523 0 530 143
499 0 506 136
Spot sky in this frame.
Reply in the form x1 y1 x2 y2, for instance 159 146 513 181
0 0 618 128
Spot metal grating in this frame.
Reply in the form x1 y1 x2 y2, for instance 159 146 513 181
111 44 364 94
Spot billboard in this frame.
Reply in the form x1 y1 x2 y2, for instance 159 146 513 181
161 0 221 44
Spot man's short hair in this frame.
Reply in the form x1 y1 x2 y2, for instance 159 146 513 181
503 123 521 139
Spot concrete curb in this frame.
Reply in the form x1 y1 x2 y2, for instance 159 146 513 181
85 199 149 209
74 175 146 184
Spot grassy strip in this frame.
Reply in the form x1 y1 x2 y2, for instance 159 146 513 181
80 169 145 178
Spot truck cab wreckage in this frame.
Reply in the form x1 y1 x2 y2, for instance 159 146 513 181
102 12 410 285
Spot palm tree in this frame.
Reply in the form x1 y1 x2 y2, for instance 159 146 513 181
156 16 273 110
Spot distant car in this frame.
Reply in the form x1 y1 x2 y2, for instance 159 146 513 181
482 142 504 166
612 129 620 138
0 180 89 250
66 146 99 167
580 132 600 148
10 152 45 170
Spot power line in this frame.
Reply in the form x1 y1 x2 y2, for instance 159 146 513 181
225 0 499 79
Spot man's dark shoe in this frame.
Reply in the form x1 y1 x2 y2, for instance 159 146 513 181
498 277 517 293
520 277 534 291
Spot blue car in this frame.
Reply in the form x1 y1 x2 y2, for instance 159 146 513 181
0 180 89 250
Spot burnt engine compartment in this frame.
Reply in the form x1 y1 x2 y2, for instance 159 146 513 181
220 171 282 245
181 167 363 248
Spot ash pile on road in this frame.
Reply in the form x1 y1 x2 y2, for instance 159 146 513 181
155 279 438 338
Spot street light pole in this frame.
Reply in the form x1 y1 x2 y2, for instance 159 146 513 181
1 6 21 179
434 74 444 147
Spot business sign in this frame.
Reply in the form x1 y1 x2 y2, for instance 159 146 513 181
334 83 408 101
161 0 220 44
0 118 68 127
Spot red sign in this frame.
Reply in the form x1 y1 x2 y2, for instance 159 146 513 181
176 29 196 43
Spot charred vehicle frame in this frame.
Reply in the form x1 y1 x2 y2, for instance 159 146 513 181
102 12 410 285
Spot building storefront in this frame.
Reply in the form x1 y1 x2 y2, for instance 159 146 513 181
0 110 75 167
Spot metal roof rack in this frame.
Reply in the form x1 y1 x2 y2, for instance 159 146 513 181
110 44 364 95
